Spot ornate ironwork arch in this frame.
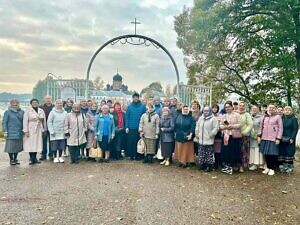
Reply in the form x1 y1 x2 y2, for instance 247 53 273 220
85 34 180 98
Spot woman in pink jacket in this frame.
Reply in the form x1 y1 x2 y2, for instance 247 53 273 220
258 104 283 176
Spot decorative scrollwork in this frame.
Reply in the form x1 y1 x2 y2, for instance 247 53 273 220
110 36 159 49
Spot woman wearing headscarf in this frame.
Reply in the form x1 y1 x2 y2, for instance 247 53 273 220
159 107 175 166
258 104 283 176
195 105 219 172
249 104 264 170
112 102 126 160
212 104 223 169
278 106 299 173
191 100 201 157
95 105 115 162
238 101 253 172
23 99 46 165
85 102 99 161
174 105 196 168
2 99 24 165
220 101 242 174
139 104 160 163
47 99 67 163
64 103 87 164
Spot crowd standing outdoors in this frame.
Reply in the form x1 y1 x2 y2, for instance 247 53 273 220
2 94 299 176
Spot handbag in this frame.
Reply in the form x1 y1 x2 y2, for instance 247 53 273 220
89 141 103 158
281 136 291 143
137 138 146 154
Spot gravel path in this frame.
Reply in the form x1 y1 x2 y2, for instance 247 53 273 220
0 141 299 225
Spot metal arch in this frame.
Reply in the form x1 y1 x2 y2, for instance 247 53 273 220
85 34 180 98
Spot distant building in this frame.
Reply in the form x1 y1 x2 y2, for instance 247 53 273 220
32 75 93 103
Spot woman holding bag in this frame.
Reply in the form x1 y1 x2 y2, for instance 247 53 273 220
139 104 160 163
95 105 115 162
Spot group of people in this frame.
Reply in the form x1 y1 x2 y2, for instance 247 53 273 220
2 93 299 176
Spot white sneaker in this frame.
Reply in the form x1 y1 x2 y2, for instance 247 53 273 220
268 169 275 176
160 160 166 165
262 168 270 174
53 158 59 163
249 165 258 171
58 157 64 163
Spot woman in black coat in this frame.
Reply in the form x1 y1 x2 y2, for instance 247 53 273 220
278 106 299 173
174 105 196 168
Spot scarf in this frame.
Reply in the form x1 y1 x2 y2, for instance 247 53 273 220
33 107 38 113
148 111 155 122
114 108 124 128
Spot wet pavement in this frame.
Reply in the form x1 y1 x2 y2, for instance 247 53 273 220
0 141 299 225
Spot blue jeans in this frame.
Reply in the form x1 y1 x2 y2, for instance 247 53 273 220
42 131 53 158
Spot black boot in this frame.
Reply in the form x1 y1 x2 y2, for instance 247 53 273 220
198 164 206 171
143 155 149 163
148 155 153 164
204 164 213 172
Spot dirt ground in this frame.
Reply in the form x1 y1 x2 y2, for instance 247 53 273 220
0 141 299 225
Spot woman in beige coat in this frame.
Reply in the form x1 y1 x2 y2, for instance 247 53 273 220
23 99 46 165
139 104 160 163
64 103 87 164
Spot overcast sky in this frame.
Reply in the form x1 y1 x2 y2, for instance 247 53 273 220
0 0 193 94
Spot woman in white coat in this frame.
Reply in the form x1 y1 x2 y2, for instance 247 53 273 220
47 99 67 163
23 99 46 165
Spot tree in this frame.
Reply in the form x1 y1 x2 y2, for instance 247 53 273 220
174 0 300 106
93 76 105 90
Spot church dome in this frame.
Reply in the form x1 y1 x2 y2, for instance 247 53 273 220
113 73 122 81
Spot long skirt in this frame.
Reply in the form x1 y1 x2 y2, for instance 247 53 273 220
221 136 242 167
144 138 156 155
99 136 112 152
161 142 174 158
278 143 296 164
259 140 279 155
249 147 264 165
126 129 140 158
4 139 23 153
198 144 214 165
214 139 222 153
174 141 195 164
240 136 250 168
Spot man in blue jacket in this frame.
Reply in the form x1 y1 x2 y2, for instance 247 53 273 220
125 93 146 160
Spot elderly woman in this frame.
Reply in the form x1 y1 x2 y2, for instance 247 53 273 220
95 105 115 162
47 99 67 163
112 102 126 160
85 103 99 161
249 105 264 170
23 99 46 165
212 104 223 169
195 106 219 172
258 104 283 176
220 101 242 175
278 106 299 173
159 107 175 166
238 101 253 172
139 104 160 163
2 99 24 165
64 103 87 164
174 105 196 168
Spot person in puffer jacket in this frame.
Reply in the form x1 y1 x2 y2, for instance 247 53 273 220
195 106 219 172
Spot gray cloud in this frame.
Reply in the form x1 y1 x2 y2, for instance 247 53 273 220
0 0 193 93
